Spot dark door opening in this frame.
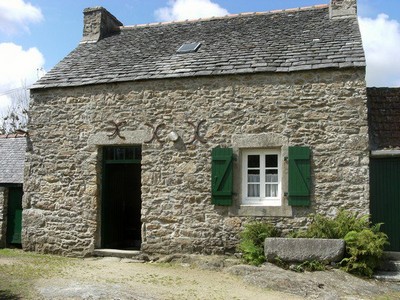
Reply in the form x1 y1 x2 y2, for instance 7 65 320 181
6 186 23 246
102 146 141 250
370 157 400 252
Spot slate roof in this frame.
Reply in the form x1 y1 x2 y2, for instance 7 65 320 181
368 88 400 150
0 135 27 184
31 5 365 90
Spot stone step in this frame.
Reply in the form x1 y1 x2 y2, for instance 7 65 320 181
374 271 400 282
93 249 144 259
378 260 400 272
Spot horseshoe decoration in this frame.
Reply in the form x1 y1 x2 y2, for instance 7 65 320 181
144 123 165 144
107 120 126 139
185 120 206 144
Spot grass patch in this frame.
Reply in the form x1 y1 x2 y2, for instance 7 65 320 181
0 249 77 299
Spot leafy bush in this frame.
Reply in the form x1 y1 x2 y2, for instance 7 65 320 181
290 210 389 277
238 221 279 266
341 224 389 277
290 210 370 239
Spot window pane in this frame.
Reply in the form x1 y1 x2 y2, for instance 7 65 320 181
125 148 134 160
248 174 260 183
248 184 260 197
115 148 125 160
105 148 114 160
135 147 142 160
266 184 278 197
265 169 278 183
248 155 260 168
265 155 278 168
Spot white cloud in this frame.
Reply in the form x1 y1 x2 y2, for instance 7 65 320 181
359 14 400 87
155 0 229 22
0 0 43 35
0 43 45 115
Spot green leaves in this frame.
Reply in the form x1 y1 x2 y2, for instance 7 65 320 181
290 210 389 277
341 228 389 277
238 221 279 266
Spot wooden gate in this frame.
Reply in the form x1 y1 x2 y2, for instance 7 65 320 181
370 157 400 251
6 186 23 245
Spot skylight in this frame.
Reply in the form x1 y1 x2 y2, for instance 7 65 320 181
177 42 201 54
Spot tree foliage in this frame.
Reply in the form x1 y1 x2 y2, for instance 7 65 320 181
0 86 29 134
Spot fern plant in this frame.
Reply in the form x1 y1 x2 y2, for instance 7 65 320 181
238 221 279 266
290 210 389 277
341 224 389 277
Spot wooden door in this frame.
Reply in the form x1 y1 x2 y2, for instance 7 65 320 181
370 157 400 251
6 186 23 245
102 147 141 249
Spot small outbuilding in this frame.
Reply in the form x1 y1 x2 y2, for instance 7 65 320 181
0 133 27 247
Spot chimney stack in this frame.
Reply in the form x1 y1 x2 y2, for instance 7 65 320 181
81 7 123 43
330 0 357 19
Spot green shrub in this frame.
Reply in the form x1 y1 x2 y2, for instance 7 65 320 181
291 210 370 239
290 210 389 277
341 224 389 277
238 221 279 266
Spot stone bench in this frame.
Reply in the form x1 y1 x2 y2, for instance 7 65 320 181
264 238 345 262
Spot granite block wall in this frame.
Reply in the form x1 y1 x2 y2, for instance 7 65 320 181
24 68 369 256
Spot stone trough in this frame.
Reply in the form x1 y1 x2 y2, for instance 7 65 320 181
264 238 345 262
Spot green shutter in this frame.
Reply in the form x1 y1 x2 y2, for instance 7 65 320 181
211 147 233 206
288 146 311 206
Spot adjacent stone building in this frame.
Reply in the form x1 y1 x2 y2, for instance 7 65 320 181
25 0 369 257
368 88 400 252
0 133 27 247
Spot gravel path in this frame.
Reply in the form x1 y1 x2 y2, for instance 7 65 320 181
1 251 400 299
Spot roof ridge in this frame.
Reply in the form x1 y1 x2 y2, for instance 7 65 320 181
0 132 28 139
121 4 328 30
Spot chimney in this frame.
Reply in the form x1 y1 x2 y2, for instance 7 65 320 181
330 0 357 19
81 7 123 43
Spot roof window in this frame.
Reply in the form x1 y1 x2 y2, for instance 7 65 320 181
177 42 201 53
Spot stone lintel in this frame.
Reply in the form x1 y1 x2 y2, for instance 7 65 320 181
88 130 148 146
371 150 400 157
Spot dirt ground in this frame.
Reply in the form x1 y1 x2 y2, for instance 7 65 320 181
0 249 399 300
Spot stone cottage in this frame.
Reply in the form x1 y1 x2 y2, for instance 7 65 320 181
0 133 27 247
25 0 368 257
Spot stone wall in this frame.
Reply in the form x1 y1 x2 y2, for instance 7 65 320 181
367 87 400 150
0 187 7 247
24 68 369 256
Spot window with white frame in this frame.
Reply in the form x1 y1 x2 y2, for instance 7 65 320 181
242 149 281 206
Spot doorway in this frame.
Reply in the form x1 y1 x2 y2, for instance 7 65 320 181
6 186 23 246
101 146 142 249
370 157 400 251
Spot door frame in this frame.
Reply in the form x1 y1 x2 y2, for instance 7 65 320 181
100 145 142 249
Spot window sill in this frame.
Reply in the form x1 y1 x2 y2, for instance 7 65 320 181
238 205 292 217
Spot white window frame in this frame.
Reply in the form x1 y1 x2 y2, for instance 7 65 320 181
241 149 282 206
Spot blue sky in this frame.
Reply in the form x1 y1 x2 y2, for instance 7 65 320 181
1 0 400 114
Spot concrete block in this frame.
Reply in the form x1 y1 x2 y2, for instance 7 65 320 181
264 237 345 262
